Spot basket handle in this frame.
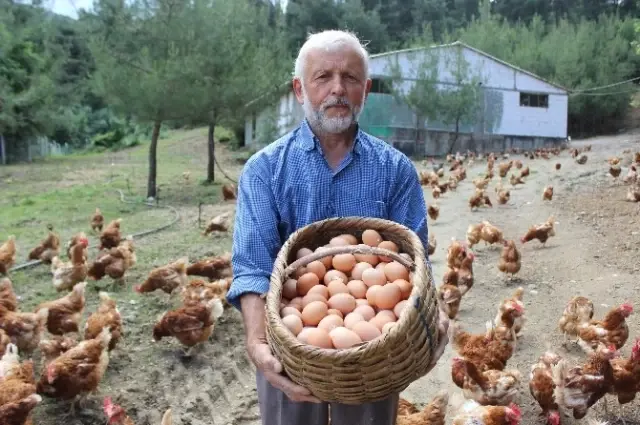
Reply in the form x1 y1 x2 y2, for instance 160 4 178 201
284 245 415 277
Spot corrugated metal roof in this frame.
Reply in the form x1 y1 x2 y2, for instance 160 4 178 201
370 41 568 92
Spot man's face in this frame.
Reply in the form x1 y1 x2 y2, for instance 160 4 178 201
293 47 371 134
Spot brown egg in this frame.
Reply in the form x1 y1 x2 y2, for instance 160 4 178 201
327 308 344 318
283 279 298 300
378 240 399 262
343 312 365 329
350 262 373 280
289 297 303 311
394 300 408 319
352 321 382 342
301 301 328 326
297 272 320 296
315 246 333 269
324 270 348 286
281 307 302 318
366 285 380 306
338 234 358 245
296 248 313 259
361 268 387 287
282 315 303 336
362 229 383 247
307 284 330 299
332 253 356 273
370 313 396 331
297 327 315 343
327 279 349 297
317 314 344 332
329 327 363 349
394 279 413 300
355 299 370 307
354 244 380 266
327 293 357 315
294 267 308 279
375 262 386 273
302 293 328 308
384 261 410 282
306 260 327 280
353 304 376 321
376 283 402 310
280 302 287 311
382 322 397 333
305 328 333 348
330 236 350 246
346 280 367 299
377 310 397 321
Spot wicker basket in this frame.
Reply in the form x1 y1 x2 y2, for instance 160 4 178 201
265 216 439 404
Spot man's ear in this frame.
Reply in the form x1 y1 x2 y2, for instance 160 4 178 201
364 78 372 100
292 78 304 104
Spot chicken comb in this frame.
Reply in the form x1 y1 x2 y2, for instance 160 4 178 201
620 302 633 314
103 396 114 412
507 403 522 419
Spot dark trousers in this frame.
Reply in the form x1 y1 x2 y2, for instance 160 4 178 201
256 370 399 425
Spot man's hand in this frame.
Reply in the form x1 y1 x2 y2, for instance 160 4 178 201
425 309 450 374
247 339 322 404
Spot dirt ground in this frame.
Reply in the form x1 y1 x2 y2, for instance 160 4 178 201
7 129 640 425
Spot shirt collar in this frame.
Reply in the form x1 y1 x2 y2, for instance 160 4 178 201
297 118 364 155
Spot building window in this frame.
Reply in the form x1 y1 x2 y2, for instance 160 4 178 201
520 92 549 108
370 78 392 94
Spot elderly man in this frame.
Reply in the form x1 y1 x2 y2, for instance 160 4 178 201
226 29 448 425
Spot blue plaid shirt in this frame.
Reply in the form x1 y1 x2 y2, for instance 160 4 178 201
226 119 430 310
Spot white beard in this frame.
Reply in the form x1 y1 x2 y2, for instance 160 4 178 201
301 85 366 134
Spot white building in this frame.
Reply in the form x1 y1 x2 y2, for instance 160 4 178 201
243 41 569 156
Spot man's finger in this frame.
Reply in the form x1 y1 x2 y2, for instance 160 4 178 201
264 370 322 403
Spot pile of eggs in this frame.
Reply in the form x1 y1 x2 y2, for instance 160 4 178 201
279 229 413 350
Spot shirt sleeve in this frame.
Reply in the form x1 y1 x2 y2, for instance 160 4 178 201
226 156 282 311
388 155 431 262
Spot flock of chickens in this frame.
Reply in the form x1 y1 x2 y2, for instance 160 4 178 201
393 146 640 425
0 142 639 425
0 184 238 425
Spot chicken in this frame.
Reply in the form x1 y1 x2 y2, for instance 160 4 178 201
509 173 524 187
27 224 60 263
529 351 562 425
0 343 19 379
577 302 633 353
35 281 87 335
473 177 491 190
542 185 553 201
555 163 561 170
395 390 448 425
576 154 588 164
0 236 17 275
203 212 232 236
607 156 621 166
428 234 437 256
103 396 173 425
65 232 88 258
88 239 135 286
449 321 513 372
558 296 594 342
520 216 556 247
186 253 233 281
0 358 37 406
428 204 440 221
135 257 188 297
0 393 42 425
466 223 484 249
495 288 526 336
608 338 640 409
0 328 10 356
497 240 521 280
432 186 441 199
497 189 510 205
439 284 466 320
37 327 112 406
480 221 503 246
498 161 513 178
99 218 122 250
51 238 89 292
182 278 231 307
153 298 224 355
0 306 49 354
451 357 521 405
0 277 18 312
452 401 521 425
609 164 622 181
623 165 637 184
91 208 105 232
222 183 237 201
552 344 616 419
469 190 492 211
514 160 522 169
397 398 419 416
626 185 640 202
84 292 122 351
446 240 470 269
39 335 78 364
519 166 530 177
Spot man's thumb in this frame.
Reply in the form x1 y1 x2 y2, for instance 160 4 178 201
266 356 283 374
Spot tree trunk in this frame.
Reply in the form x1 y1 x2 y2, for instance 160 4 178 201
147 120 162 199
0 134 5 165
207 112 216 183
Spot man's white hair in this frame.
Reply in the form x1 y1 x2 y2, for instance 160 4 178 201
293 30 370 81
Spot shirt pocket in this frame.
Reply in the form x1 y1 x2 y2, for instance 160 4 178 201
335 198 388 219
